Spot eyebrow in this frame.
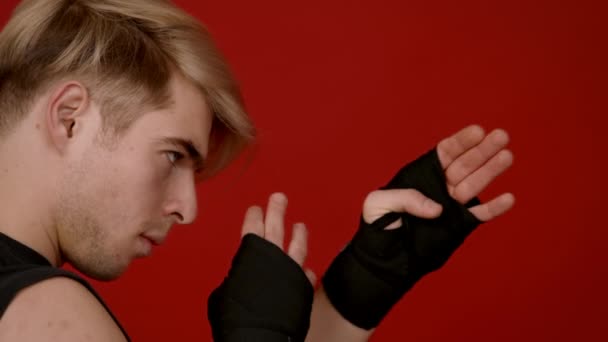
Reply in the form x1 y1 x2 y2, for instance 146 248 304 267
160 137 206 171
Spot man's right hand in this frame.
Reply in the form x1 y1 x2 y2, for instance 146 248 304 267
208 193 315 342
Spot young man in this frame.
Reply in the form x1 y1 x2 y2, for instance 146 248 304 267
0 0 514 341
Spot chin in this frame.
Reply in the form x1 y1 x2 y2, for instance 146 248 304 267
70 258 131 282
86 269 127 282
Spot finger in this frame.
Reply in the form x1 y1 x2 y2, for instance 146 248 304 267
436 125 486 170
304 269 317 287
451 149 514 203
264 192 288 249
241 205 264 237
385 218 403 230
287 223 308 266
363 189 443 224
469 193 515 222
445 129 510 186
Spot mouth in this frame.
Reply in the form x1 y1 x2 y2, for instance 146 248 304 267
136 235 154 258
141 234 164 246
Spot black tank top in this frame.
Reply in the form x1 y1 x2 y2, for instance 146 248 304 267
0 232 131 341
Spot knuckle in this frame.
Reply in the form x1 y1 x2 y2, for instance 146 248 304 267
293 244 307 257
455 182 472 201
404 188 422 202
437 139 449 152
289 245 307 260
266 221 284 233
487 201 499 217
363 190 381 208
421 197 433 209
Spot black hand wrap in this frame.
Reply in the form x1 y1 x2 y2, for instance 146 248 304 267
322 148 482 330
208 233 314 342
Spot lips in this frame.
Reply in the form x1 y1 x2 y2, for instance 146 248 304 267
141 234 165 246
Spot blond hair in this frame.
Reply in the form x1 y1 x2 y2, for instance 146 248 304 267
0 0 255 177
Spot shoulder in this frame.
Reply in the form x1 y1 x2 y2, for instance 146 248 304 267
0 276 127 341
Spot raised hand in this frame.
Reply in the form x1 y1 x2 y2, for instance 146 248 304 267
240 192 316 284
322 125 515 331
208 193 315 342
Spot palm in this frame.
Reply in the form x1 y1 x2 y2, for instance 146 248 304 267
436 125 515 222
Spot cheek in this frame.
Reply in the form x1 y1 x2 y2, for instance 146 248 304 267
92 148 173 225
85 161 162 230
114 156 171 215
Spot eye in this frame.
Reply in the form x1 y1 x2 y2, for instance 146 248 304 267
166 151 184 167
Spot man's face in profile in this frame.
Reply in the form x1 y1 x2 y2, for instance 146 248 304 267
56 73 212 281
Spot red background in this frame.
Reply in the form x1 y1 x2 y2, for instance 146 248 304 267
2 0 607 341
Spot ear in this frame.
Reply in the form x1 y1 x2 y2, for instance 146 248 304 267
45 82 91 152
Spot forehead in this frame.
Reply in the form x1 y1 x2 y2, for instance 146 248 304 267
138 73 213 156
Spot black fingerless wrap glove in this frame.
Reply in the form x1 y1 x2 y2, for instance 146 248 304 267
208 233 314 342
322 148 482 330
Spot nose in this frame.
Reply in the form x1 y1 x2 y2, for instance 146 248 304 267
164 172 198 224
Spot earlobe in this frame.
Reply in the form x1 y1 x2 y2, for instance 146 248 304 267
46 82 90 151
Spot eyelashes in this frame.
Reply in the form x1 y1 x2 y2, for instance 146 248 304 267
165 150 203 175
166 151 184 167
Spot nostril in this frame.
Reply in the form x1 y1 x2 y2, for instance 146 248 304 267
173 212 184 223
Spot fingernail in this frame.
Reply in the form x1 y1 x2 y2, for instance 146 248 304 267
271 192 288 203
427 201 442 212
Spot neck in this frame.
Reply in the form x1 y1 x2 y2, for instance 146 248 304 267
0 130 63 267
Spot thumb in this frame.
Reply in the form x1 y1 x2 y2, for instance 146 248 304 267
362 189 443 224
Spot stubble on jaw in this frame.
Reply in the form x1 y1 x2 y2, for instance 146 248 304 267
54 154 128 281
